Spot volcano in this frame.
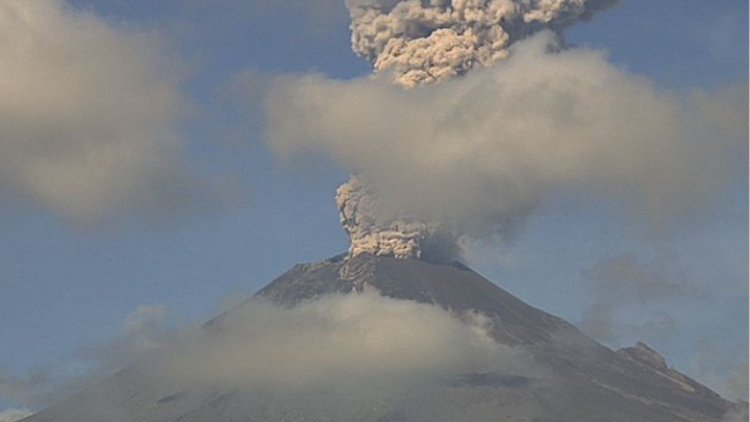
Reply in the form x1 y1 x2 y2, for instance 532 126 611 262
22 254 745 422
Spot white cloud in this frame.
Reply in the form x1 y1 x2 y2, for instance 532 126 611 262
167 291 519 387
154 291 533 420
0 0 214 223
3 294 535 421
85 305 175 370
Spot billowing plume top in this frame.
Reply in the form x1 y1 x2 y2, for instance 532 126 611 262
347 0 617 87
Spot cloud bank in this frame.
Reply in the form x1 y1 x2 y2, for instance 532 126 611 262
167 292 519 389
158 292 536 421
18 293 535 421
0 0 214 223
266 33 746 258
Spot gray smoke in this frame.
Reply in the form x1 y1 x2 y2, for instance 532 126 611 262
337 176 462 260
332 0 619 261
269 32 746 262
347 0 617 87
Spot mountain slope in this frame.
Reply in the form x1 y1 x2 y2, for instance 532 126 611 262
256 254 733 421
23 254 741 422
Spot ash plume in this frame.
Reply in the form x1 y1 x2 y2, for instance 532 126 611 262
333 0 618 261
337 177 429 259
268 37 746 260
268 0 745 262
347 0 618 87
336 177 461 261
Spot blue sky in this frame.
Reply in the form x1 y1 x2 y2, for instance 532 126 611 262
0 0 747 413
